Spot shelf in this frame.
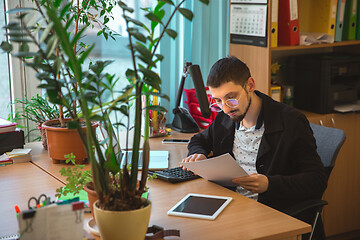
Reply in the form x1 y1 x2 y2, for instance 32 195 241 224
271 40 360 52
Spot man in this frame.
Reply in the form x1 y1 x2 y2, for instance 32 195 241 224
182 56 327 224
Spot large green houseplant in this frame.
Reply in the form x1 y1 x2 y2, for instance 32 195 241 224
2 0 209 238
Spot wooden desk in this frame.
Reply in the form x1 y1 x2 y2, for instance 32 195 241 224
147 179 310 240
7 134 311 240
0 163 64 237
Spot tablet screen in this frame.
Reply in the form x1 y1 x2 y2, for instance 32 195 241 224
173 196 227 216
167 193 232 220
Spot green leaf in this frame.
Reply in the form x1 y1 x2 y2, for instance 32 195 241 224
104 161 119 175
6 31 27 37
178 8 193 21
71 27 87 47
139 68 161 90
159 0 174 6
47 89 60 104
155 54 164 61
104 16 110 24
45 35 59 58
198 0 210 5
3 22 20 30
53 58 62 76
78 44 94 65
137 54 156 68
118 1 128 8
145 12 162 23
67 121 79 129
121 5 134 13
89 114 104 121
19 42 29 52
9 37 32 43
155 9 165 21
124 16 143 27
125 69 135 79
6 8 35 14
132 31 146 43
134 44 152 59
0 42 13 52
39 22 54 43
143 91 169 101
13 52 37 58
155 2 166 13
165 29 177 39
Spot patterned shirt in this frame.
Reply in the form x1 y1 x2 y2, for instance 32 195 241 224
233 121 265 201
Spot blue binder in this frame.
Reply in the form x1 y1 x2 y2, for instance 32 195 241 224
335 0 347 41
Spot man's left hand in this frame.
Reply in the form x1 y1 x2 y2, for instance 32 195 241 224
232 173 269 194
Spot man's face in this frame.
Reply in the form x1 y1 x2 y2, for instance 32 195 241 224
209 81 251 122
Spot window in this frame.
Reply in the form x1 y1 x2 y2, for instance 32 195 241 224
0 0 11 119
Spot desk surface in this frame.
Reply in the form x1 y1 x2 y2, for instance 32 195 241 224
148 178 310 240
3 132 311 239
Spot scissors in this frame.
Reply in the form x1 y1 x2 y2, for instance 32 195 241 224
28 194 52 209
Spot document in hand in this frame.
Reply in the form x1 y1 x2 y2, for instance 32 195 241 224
180 153 248 187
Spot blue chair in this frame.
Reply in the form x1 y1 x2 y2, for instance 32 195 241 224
285 123 346 240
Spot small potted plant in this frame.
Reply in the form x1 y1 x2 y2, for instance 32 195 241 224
12 94 61 149
54 153 97 218
2 0 209 238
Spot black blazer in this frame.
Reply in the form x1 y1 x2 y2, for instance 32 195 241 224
188 91 327 214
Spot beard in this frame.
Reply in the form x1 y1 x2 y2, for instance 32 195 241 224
229 97 252 122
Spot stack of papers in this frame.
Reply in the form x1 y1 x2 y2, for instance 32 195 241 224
0 153 13 166
300 32 334 46
0 117 17 133
6 148 32 163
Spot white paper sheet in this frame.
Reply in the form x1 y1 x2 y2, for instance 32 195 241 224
180 153 248 187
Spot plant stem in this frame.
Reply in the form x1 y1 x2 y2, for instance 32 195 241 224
151 0 186 56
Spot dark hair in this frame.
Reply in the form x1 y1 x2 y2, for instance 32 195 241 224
207 56 251 88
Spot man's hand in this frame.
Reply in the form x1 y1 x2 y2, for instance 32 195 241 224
180 153 207 170
232 173 269 194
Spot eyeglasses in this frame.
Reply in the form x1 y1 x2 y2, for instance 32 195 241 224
209 83 247 112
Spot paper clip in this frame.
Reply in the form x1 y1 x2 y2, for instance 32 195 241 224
72 202 84 224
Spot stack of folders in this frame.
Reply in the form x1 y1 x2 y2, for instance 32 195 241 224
302 0 360 42
277 0 360 46
17 201 85 240
6 149 32 164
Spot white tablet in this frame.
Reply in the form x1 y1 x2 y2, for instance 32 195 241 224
167 193 232 220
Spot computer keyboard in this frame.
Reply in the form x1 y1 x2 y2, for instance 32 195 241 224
148 167 201 183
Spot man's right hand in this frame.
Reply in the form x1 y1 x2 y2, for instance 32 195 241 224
180 153 207 170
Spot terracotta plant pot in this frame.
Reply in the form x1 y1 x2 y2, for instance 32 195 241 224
84 182 98 220
42 118 98 164
93 200 151 240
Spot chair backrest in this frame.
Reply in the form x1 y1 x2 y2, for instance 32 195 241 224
310 123 346 178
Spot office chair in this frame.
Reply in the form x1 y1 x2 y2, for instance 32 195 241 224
284 123 346 240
